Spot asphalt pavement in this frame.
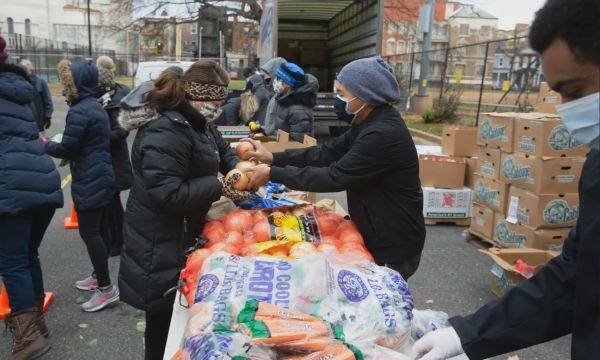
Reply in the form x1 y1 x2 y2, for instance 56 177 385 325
0 97 570 360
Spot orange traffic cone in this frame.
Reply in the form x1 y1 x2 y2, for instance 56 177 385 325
0 281 10 319
0 281 55 319
64 202 78 229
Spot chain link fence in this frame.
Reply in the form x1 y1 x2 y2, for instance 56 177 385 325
384 35 544 125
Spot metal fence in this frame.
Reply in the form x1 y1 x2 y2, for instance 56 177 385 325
383 35 543 125
2 32 229 87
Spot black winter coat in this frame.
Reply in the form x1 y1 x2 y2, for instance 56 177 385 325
119 105 239 312
45 61 115 212
0 64 63 215
449 149 600 360
263 74 318 142
31 75 53 131
101 83 133 191
270 104 425 265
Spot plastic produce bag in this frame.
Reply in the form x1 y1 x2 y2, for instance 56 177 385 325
410 309 450 340
175 330 276 360
189 252 414 352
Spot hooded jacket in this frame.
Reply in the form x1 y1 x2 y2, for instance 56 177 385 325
270 104 425 266
263 74 318 142
100 82 133 191
119 102 239 313
0 63 63 215
45 60 115 212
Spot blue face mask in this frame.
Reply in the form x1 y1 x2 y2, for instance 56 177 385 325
556 92 599 150
336 95 365 122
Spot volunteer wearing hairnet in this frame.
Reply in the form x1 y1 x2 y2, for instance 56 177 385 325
245 57 426 280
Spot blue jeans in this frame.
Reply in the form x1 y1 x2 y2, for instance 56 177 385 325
0 208 55 313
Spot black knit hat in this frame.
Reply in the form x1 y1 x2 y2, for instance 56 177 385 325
183 60 229 101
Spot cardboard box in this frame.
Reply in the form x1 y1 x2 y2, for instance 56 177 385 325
470 204 495 239
537 82 562 114
493 216 570 251
514 113 589 157
484 247 558 297
441 125 478 157
416 145 443 156
473 175 509 213
477 146 501 179
477 112 516 152
500 153 585 194
508 186 579 229
261 130 317 153
419 155 466 189
465 157 478 189
422 186 472 218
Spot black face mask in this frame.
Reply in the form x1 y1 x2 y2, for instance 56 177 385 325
334 97 355 123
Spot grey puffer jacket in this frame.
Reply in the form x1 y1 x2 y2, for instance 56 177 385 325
263 74 318 142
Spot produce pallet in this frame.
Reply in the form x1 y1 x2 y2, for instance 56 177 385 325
424 217 471 226
466 229 496 250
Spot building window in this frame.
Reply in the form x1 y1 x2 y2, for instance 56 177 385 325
480 25 490 37
459 24 469 36
7 17 14 34
25 19 31 35
386 39 395 55
479 45 488 56
191 24 197 34
499 58 504 67
396 40 404 55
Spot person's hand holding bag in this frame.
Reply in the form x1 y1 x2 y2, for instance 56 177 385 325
410 327 464 360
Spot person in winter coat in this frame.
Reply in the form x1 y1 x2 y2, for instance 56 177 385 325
45 60 117 313
411 1 600 359
246 57 425 279
213 94 242 126
0 45 63 360
118 60 249 360
262 62 318 142
98 67 133 257
19 59 53 133
246 57 287 124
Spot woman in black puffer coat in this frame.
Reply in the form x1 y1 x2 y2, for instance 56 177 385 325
118 60 248 360
45 60 117 313
0 61 62 359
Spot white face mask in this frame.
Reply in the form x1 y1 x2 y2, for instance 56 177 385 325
556 92 599 150
273 79 284 94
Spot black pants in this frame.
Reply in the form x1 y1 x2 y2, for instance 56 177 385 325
78 206 111 288
108 192 125 256
0 208 55 313
144 302 174 360
386 253 422 280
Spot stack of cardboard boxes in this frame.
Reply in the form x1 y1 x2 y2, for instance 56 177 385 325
418 126 478 224
469 105 589 296
470 111 588 252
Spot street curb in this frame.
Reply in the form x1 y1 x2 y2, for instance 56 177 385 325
409 128 442 144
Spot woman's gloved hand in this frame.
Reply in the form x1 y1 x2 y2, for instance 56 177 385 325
410 327 464 360
219 173 252 201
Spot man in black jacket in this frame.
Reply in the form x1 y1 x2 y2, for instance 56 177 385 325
246 57 425 280
411 0 600 359
19 59 53 133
